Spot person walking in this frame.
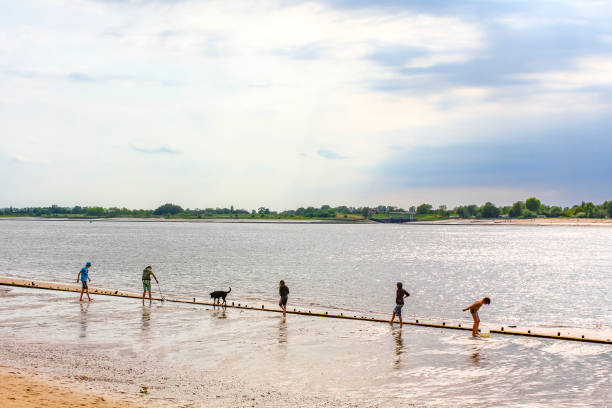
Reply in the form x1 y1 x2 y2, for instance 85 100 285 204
142 265 159 304
279 280 289 318
462 297 491 337
76 261 93 301
390 282 410 327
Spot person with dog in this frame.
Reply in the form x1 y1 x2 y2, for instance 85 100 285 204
76 261 93 301
279 280 289 318
462 297 491 337
389 282 410 327
142 265 159 304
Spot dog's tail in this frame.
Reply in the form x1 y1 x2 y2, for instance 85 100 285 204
227 287 231 294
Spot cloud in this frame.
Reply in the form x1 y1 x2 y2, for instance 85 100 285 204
1 0 611 209
374 118 612 204
317 149 345 159
129 144 179 154
514 56 612 90
273 44 324 60
4 69 180 86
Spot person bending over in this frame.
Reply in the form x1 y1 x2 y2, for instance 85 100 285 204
463 297 491 337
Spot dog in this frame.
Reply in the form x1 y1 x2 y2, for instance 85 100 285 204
210 287 231 306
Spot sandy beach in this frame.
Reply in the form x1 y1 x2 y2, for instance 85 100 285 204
0 366 144 408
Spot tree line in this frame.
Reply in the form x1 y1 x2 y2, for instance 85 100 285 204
1 198 611 219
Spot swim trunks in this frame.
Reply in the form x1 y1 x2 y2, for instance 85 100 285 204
279 295 288 306
393 304 403 316
142 280 151 292
470 308 478 314
81 281 88 290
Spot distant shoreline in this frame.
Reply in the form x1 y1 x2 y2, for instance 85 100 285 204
1 216 611 226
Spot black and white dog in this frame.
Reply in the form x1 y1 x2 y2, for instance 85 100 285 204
210 287 231 306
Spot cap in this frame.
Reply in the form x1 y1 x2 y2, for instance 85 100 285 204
86 261 92 266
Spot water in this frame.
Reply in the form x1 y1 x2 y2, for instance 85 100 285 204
1 219 611 406
1 219 611 328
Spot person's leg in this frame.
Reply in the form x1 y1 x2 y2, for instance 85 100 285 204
80 286 84 301
282 305 286 317
148 288 153 302
471 312 479 336
85 286 91 301
390 312 396 325
399 314 403 328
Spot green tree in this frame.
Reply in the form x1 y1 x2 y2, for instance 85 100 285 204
480 202 500 218
525 197 541 213
521 209 536 218
86 207 105 216
436 205 448 216
549 206 562 217
605 201 612 217
416 204 433 214
509 201 524 218
583 202 594 218
153 203 183 215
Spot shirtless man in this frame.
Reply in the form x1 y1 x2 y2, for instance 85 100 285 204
462 297 491 337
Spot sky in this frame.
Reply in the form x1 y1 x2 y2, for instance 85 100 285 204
1 0 611 210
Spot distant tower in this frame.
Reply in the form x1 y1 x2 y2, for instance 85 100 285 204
408 206 416 222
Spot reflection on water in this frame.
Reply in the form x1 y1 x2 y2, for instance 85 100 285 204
212 309 227 319
392 328 403 369
79 302 89 339
141 304 151 333
278 319 287 344
470 344 482 366
0 287 610 407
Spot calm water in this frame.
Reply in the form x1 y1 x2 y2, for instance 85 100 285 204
0 219 611 407
1 219 611 328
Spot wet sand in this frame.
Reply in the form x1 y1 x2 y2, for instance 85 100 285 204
1 285 610 407
0 366 143 408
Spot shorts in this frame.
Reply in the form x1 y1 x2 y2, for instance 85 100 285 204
81 281 88 290
143 280 151 292
470 308 478 315
279 296 288 307
393 304 403 316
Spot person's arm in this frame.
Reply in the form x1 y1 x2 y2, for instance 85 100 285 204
76 271 81 283
151 272 158 283
462 301 478 312
403 289 410 298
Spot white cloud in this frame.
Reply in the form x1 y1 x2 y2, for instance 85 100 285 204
514 56 612 90
0 0 609 208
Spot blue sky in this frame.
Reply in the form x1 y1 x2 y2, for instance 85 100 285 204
1 0 611 209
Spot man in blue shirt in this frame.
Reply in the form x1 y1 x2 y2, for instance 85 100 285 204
76 261 93 301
